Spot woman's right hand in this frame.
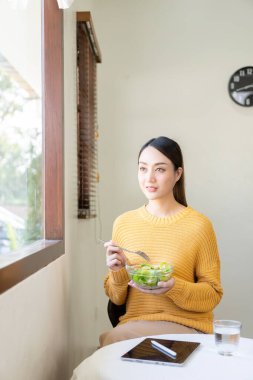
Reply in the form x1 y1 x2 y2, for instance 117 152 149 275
104 240 127 271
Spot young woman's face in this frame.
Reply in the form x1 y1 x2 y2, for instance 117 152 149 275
138 146 182 202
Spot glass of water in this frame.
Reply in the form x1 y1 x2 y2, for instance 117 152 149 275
214 320 242 356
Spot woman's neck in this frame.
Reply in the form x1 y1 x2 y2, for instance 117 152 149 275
146 199 185 218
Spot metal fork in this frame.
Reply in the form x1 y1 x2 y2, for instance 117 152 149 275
98 239 150 261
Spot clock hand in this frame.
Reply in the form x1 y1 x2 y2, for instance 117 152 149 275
235 84 253 92
232 90 253 104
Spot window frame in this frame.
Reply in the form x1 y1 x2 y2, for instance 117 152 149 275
0 0 64 294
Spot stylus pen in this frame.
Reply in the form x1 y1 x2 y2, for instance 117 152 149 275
151 340 177 358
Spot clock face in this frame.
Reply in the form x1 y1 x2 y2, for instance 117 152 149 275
228 66 253 107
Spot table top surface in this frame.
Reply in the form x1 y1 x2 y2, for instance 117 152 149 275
71 333 253 380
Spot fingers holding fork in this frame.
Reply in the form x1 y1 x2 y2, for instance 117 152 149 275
100 239 127 271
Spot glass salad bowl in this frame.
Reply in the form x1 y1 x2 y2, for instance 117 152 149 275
126 262 173 290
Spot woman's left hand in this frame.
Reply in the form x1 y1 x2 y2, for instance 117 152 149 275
128 277 175 294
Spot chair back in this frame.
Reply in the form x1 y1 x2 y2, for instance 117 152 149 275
107 300 126 327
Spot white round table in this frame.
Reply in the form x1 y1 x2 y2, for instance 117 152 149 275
71 334 253 380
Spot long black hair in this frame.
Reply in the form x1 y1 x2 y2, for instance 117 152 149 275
138 136 187 206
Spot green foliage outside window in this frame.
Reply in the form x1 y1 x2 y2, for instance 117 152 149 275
0 67 42 253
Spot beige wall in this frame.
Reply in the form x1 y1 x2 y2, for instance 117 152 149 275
65 0 253 374
0 257 68 380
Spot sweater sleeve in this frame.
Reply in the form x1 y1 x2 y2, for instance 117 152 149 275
167 220 223 312
104 267 129 305
103 216 130 305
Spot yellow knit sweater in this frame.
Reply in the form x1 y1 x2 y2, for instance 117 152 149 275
104 206 223 333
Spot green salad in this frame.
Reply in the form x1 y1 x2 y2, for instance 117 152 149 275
127 262 173 288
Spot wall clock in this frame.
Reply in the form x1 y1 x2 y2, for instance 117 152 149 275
228 66 253 107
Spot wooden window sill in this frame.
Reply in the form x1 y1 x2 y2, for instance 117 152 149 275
0 240 64 294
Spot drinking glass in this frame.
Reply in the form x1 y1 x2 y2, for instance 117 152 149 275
214 320 241 356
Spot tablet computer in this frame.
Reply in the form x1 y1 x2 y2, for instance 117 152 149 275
121 338 200 366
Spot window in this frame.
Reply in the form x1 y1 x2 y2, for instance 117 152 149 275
76 12 101 219
0 1 42 257
0 0 64 293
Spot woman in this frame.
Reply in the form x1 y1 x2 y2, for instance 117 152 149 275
100 136 223 347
